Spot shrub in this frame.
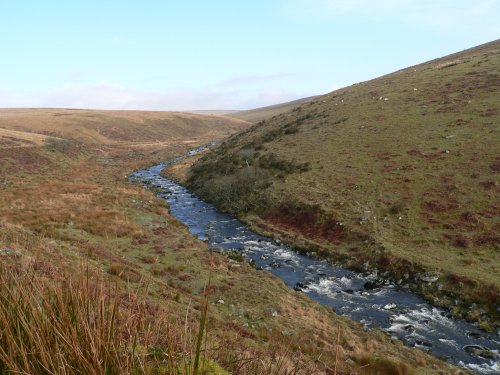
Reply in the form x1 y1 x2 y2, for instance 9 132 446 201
44 137 77 155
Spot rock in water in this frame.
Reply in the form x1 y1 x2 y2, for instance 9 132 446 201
463 345 498 359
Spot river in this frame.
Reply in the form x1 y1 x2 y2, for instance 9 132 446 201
129 150 499 374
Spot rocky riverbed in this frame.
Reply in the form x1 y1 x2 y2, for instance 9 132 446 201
130 153 499 374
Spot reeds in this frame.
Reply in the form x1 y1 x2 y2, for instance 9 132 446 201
0 265 141 374
0 263 219 374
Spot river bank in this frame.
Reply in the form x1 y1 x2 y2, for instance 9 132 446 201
164 150 499 333
134 152 499 374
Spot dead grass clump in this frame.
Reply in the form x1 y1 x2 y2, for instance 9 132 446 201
0 264 232 374
352 355 415 375
178 273 194 282
455 237 471 248
75 210 143 238
474 233 500 246
150 264 168 277
460 211 480 225
479 180 497 189
141 254 156 264
108 262 126 276
215 344 321 375
424 200 457 212
0 266 142 373
107 263 142 283
489 162 500 172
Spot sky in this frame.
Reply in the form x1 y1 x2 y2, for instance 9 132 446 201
0 0 498 111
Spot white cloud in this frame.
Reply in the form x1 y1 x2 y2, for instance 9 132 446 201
0 82 305 111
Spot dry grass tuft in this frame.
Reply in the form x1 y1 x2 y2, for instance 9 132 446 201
0 263 226 375
0 265 143 374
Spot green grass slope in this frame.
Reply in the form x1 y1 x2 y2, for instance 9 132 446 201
187 40 500 329
227 95 320 123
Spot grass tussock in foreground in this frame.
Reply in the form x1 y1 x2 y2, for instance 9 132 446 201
0 262 171 374
0 262 327 375
0 264 142 374
0 261 229 375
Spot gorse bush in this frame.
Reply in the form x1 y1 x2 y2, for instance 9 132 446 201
190 166 272 214
188 147 310 216
258 153 310 173
44 137 80 155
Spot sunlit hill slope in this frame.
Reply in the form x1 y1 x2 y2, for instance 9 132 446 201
187 40 500 328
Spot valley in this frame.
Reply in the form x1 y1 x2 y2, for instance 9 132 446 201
2 1 498 373
0 109 467 373
186 41 500 336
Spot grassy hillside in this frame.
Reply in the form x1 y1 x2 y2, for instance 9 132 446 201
187 40 500 329
227 95 319 123
0 109 461 373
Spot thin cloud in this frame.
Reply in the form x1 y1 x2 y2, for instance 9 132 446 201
0 82 306 111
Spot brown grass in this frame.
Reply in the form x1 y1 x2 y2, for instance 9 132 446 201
0 127 58 148
0 108 463 374
0 264 148 374
0 108 250 145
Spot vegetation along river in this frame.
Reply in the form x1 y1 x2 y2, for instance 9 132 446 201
129 148 499 374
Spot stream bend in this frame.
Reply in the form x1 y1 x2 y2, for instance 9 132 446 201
130 153 499 374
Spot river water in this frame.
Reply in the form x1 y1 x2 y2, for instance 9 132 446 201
130 153 499 374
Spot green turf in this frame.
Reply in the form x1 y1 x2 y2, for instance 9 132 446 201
188 40 500 328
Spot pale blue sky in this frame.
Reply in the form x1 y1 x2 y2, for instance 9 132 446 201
0 0 498 110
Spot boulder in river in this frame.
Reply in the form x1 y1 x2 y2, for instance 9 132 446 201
463 345 498 359
415 340 432 348
269 260 281 269
364 280 383 290
420 272 439 283
294 282 307 291
466 331 481 339
404 324 415 334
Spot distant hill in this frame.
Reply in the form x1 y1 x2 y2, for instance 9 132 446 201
227 95 320 123
187 40 500 327
0 108 249 146
183 109 240 116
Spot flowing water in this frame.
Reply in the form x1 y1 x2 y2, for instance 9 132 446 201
130 151 499 374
